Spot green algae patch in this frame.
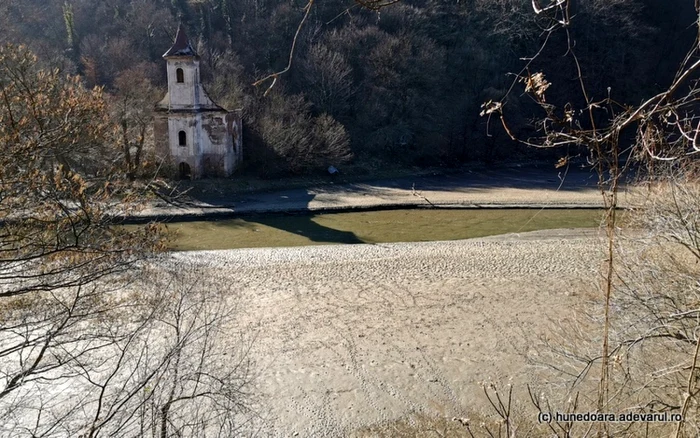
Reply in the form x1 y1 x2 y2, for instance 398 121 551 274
160 208 603 251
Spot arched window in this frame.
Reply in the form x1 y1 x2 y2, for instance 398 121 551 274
176 68 184 83
178 131 187 146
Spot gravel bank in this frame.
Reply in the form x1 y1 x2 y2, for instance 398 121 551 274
168 228 605 436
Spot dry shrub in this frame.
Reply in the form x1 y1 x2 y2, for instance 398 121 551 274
249 91 352 175
528 169 700 437
0 263 258 438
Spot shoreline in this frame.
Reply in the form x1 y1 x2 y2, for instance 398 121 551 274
119 167 619 223
118 202 612 224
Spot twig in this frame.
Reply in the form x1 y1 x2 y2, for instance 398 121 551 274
252 0 315 96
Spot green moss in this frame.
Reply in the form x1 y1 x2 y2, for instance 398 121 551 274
161 209 603 251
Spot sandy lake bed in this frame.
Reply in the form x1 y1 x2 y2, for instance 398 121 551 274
168 228 606 436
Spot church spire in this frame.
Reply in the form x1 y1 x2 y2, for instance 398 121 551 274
163 23 198 58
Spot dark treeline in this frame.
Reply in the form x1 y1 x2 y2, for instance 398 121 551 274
1 0 695 176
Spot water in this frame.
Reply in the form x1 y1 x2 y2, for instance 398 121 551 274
161 208 603 251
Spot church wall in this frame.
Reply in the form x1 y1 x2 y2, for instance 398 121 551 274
200 154 228 177
201 113 230 155
160 112 241 178
156 108 242 179
166 114 200 177
165 58 199 110
156 26 243 179
200 111 243 176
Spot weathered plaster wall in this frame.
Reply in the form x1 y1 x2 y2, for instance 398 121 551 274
228 110 243 170
164 58 218 111
165 59 198 110
155 110 243 178
155 53 243 179
201 113 232 176
167 114 200 174
202 113 230 154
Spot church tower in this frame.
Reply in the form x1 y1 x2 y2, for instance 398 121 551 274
154 24 242 179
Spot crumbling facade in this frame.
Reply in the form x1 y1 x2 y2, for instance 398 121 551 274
154 24 242 179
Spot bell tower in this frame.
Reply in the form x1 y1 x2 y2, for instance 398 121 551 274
162 24 202 110
154 24 243 179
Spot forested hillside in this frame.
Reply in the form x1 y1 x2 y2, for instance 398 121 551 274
1 0 694 176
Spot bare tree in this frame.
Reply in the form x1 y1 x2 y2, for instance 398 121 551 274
479 1 700 435
109 63 160 181
298 43 355 116
1 264 257 438
0 43 159 300
253 91 352 174
0 43 256 437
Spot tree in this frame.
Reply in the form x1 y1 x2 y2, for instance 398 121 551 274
0 38 151 393
250 91 352 175
298 43 355 118
0 43 256 437
110 63 160 181
0 44 157 298
1 264 256 437
479 0 700 435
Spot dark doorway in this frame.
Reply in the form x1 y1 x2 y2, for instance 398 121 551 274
178 162 191 180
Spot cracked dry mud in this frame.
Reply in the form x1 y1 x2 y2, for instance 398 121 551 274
169 228 605 436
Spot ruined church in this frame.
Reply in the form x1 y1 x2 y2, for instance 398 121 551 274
154 25 242 179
